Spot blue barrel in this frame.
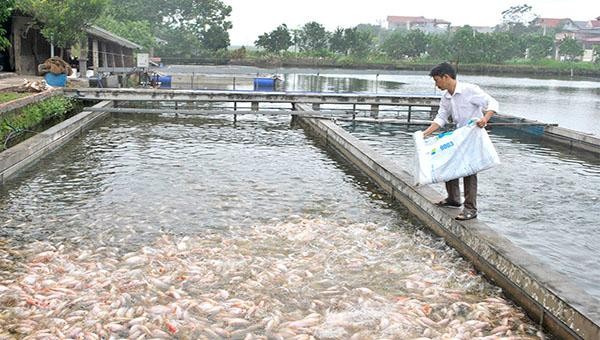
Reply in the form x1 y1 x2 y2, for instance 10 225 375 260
44 73 67 87
158 75 171 88
253 77 276 90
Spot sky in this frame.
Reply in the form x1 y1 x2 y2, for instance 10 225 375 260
222 0 600 46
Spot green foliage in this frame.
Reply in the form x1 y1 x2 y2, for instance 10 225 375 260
0 92 29 104
525 34 554 60
594 46 600 64
450 26 486 63
17 0 108 48
229 46 247 60
346 28 373 57
329 27 373 57
255 24 292 53
95 16 156 50
559 37 584 61
426 34 452 60
155 28 202 59
329 28 346 54
0 96 74 147
381 31 405 59
485 32 523 63
297 22 329 52
0 0 16 51
106 0 232 54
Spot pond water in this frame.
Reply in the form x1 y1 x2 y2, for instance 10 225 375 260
0 114 545 338
342 121 600 301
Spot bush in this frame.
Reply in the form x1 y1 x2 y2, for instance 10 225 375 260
0 96 74 149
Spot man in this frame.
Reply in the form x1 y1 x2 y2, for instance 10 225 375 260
422 62 499 221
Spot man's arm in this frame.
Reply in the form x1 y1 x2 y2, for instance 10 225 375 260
477 110 495 128
470 85 498 128
422 122 441 137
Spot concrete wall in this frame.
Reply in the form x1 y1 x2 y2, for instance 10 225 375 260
0 100 113 183
295 111 600 339
493 113 599 158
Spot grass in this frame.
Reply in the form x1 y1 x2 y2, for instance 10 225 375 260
0 92 29 104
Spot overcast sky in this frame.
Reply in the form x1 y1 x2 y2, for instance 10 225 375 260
222 0 600 46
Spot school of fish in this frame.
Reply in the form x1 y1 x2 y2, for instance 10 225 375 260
0 217 546 339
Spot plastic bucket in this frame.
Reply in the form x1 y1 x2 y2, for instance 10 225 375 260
253 77 276 90
44 73 67 87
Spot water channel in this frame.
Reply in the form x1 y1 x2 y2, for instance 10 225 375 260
0 115 545 338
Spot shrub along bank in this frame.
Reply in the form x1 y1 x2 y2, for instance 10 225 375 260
0 96 75 150
231 53 600 78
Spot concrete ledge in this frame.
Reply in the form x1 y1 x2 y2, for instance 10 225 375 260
0 100 113 183
296 112 600 339
494 113 599 158
544 125 599 157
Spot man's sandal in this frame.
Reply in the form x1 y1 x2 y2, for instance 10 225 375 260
435 199 462 208
455 212 477 221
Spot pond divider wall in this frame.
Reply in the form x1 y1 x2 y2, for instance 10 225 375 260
0 100 113 183
492 114 599 158
294 106 600 340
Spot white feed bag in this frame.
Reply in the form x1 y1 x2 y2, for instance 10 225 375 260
413 119 500 186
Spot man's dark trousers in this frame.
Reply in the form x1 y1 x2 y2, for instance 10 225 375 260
445 174 477 213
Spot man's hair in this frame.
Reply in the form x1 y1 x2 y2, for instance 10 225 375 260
429 62 456 79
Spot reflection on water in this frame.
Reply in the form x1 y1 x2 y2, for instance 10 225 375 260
0 115 545 338
343 121 600 300
285 74 372 93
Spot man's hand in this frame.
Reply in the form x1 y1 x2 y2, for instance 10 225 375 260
476 118 488 128
478 110 495 128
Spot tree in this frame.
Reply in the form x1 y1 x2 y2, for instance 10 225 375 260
558 37 583 61
593 45 600 64
381 30 406 59
106 0 232 53
329 28 347 54
403 29 428 59
485 32 523 63
255 24 292 53
95 16 156 50
0 0 15 51
426 34 452 60
525 34 554 60
297 21 329 53
450 26 486 63
501 4 538 28
18 0 108 48
329 27 373 57
346 28 373 57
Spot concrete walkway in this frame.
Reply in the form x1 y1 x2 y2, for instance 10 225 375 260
0 72 43 91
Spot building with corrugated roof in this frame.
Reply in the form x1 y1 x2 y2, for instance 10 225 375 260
4 14 142 76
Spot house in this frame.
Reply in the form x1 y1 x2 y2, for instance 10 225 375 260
533 18 579 36
5 14 142 76
531 16 600 62
386 16 451 34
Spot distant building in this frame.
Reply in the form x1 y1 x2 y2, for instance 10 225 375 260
534 16 600 62
533 18 579 36
386 16 451 34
